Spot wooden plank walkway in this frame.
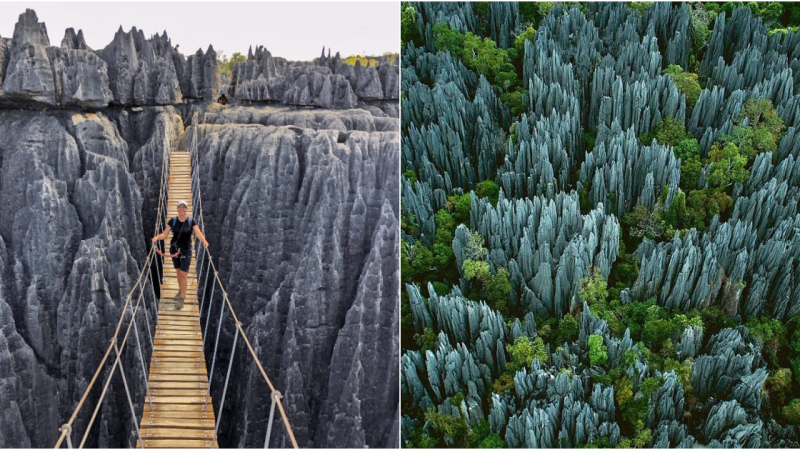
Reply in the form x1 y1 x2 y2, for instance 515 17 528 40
137 152 218 448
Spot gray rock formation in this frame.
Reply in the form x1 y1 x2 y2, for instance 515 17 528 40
0 10 222 109
462 192 620 317
0 9 57 107
224 46 398 108
186 107 399 448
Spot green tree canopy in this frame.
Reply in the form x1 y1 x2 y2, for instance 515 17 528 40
664 65 702 107
707 142 749 188
680 155 703 190
218 51 246 76
579 268 609 305
507 336 547 369
643 117 689 147
401 4 419 46
588 334 609 365
475 180 501 205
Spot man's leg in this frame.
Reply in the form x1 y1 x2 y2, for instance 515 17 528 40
178 269 187 299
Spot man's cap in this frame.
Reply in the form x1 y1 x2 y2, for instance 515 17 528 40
177 201 188 208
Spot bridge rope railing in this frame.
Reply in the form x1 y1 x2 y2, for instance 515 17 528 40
187 112 299 449
54 127 174 448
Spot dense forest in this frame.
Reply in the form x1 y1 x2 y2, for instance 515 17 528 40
400 2 800 448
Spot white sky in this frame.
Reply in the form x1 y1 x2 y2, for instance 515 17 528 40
0 2 399 61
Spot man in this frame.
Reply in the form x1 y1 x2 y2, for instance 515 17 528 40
151 201 209 310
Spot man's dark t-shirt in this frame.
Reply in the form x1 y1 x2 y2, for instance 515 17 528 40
168 217 195 250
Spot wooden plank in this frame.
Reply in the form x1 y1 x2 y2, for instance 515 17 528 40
137 438 217 448
153 352 205 360
149 381 209 389
150 367 208 375
148 374 209 382
149 388 210 398
154 328 201 336
149 395 210 404
141 418 215 429
144 411 213 421
143 403 213 412
139 428 215 439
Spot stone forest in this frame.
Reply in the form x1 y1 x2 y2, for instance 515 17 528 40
0 8 399 449
400 2 800 448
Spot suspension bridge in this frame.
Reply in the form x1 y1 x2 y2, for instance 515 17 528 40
54 114 298 449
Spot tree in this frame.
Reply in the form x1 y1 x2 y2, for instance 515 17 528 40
721 125 778 161
720 98 785 160
689 3 713 56
479 434 505 448
674 138 701 161
579 268 609 305
662 189 687 230
447 193 472 224
765 368 793 410
707 142 749 188
464 231 488 261
424 408 468 446
738 98 785 139
404 240 435 279
615 376 634 405
609 239 639 291
629 2 654 15
519 2 556 27
433 22 465 56
513 26 536 59
414 328 439 351
784 399 800 425
643 117 689 147
664 65 702 107
588 334 608 365
404 169 418 184
685 189 733 231
745 317 786 367
507 336 547 369
401 4 419 46
433 210 456 271
475 180 501 205
483 268 511 314
460 32 516 90
555 315 579 345
680 155 703 190
642 305 676 349
463 259 491 283
623 205 666 240
501 89 528 118
409 429 438 448
218 51 246 76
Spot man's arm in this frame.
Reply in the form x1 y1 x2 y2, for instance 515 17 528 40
152 224 172 242
193 225 209 248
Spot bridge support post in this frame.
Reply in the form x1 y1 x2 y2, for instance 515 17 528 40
263 390 282 448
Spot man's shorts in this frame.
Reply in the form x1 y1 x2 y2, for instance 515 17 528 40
172 247 192 272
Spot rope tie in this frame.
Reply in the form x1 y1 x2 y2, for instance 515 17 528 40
263 390 282 448
58 424 73 449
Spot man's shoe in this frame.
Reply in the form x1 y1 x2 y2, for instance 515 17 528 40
172 291 181 302
174 298 184 310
